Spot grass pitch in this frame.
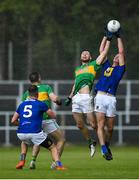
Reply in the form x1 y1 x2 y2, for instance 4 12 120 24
0 145 139 179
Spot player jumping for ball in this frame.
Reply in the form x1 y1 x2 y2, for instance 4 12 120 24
65 29 112 157
94 27 125 160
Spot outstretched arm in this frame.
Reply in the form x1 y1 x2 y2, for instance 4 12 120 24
49 93 62 105
96 39 110 65
99 36 107 54
117 37 125 65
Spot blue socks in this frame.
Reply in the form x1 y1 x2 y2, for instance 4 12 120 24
20 153 26 161
56 161 63 167
101 145 108 154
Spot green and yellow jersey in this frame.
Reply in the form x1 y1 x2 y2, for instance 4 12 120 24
74 60 100 95
22 84 53 120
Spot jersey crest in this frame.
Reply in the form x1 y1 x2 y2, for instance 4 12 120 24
104 67 114 77
75 65 96 76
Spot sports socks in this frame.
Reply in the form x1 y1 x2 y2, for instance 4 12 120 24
101 145 108 154
56 161 63 167
87 138 94 146
105 141 110 148
31 155 37 162
20 153 26 161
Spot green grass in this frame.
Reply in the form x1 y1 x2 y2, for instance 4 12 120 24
0 145 139 179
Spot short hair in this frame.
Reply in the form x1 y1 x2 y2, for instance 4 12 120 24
29 72 40 83
28 85 38 97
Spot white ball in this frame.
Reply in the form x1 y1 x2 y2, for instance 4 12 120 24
107 20 120 33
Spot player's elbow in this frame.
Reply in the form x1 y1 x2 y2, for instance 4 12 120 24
55 97 62 105
11 116 16 124
11 119 14 124
47 109 56 119
119 50 124 55
11 118 18 126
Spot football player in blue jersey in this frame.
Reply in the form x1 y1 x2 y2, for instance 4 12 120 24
11 85 65 170
94 29 125 160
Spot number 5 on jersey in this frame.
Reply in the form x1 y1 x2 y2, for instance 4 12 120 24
23 105 32 118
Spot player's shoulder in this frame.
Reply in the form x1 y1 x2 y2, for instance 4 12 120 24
19 99 28 107
31 99 44 105
38 83 52 90
89 59 100 66
116 64 126 69
102 59 111 67
75 65 81 70
23 90 28 96
89 59 96 64
35 99 42 103
36 99 47 107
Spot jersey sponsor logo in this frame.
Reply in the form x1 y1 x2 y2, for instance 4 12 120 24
75 66 96 76
104 67 114 77
21 121 31 126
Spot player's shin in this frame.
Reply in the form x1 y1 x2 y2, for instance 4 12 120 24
49 144 66 170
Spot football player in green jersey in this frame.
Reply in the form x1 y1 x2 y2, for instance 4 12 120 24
21 72 65 169
65 32 112 157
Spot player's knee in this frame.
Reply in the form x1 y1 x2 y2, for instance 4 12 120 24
77 123 84 129
53 131 66 145
107 127 113 134
89 122 97 130
58 136 66 145
62 137 66 144
97 121 105 129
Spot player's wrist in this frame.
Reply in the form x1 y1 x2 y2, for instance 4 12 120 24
64 97 72 106
55 97 62 105
106 37 112 41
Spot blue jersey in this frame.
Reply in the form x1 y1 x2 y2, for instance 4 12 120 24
95 60 125 96
16 99 48 133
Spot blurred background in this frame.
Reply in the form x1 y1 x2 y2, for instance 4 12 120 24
0 0 139 146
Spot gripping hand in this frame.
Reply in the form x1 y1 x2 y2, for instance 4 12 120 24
104 27 114 41
64 97 71 106
114 28 121 38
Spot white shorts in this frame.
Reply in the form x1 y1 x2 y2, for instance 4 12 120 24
72 93 93 113
42 119 60 134
17 131 47 145
94 94 117 117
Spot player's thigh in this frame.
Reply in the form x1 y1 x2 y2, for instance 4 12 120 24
80 95 93 113
50 128 65 142
72 101 81 113
106 117 115 130
95 112 106 128
94 95 106 114
86 112 96 128
43 119 59 134
40 136 53 149
106 97 117 117
17 133 31 145
73 112 85 126
72 93 85 113
32 131 47 145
